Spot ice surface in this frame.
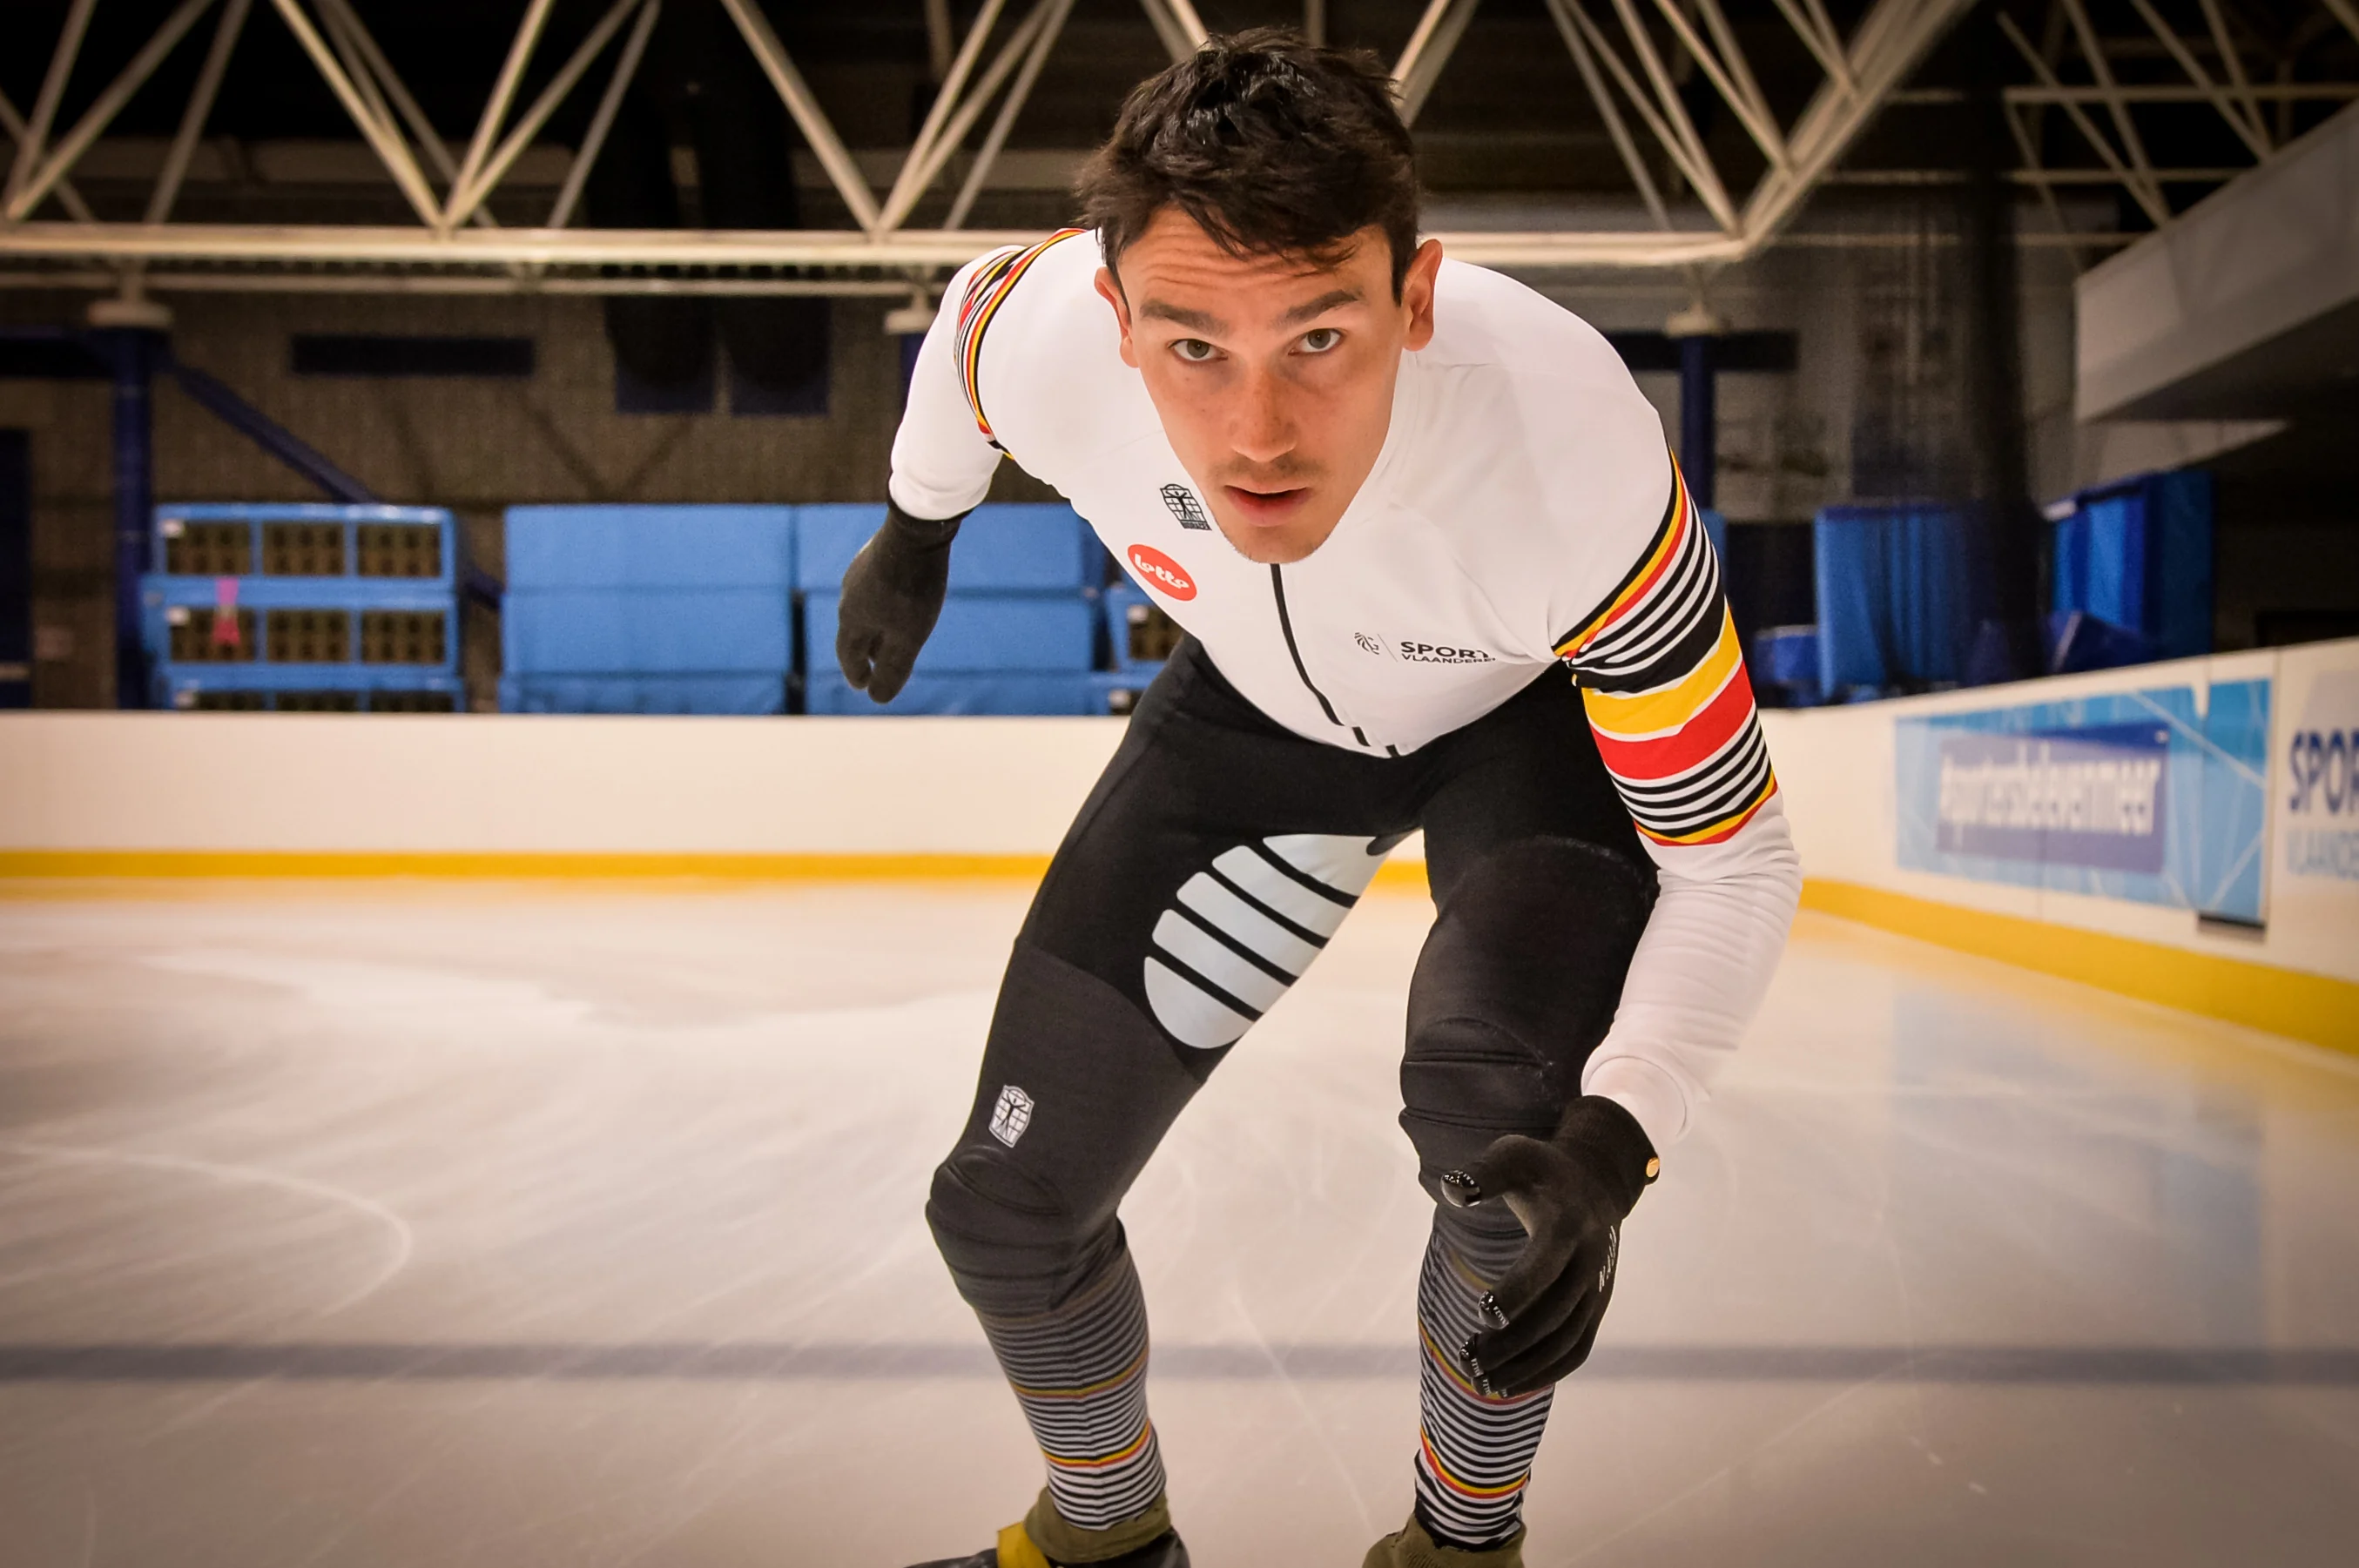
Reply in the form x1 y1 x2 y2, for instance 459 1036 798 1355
1 881 2355 1566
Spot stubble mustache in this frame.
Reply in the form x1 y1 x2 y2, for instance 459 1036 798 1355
1213 457 1320 493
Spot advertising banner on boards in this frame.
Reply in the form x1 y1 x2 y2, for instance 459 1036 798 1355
1897 676 2270 922
2268 640 2359 983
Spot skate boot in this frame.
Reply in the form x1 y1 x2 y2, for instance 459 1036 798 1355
907 1491 1186 1568
1363 1515 1526 1568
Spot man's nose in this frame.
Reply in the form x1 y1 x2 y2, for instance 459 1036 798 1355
1229 366 1294 468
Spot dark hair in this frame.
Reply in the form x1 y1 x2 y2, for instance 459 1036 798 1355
1075 28 1420 297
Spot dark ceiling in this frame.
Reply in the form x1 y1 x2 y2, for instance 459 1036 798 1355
2 1 2352 228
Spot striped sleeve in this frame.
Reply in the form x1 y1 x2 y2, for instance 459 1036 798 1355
1554 454 1776 850
954 227 1087 446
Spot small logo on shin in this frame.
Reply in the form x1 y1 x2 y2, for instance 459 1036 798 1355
989 1085 1035 1147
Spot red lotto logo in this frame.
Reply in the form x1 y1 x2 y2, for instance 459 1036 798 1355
1127 544 1197 602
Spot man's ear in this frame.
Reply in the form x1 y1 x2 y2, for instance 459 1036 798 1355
1095 266 1138 369
1401 239 1444 353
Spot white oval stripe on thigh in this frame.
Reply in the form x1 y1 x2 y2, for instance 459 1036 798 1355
1150 910 1291 1013
1173 874 1322 974
1262 832 1392 897
1143 956 1255 1050
1142 835 1391 1050
1208 845 1356 937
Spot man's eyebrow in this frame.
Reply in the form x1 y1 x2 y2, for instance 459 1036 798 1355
1278 287 1361 326
1138 299 1224 333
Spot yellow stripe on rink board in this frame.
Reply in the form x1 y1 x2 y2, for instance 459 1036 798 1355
4 852 2343 1051
0 848 1444 892
1803 879 2359 1059
0 850 1058 881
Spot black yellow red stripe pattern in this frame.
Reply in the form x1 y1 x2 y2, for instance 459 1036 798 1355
1414 1225 1553 1547
1555 455 1776 849
974 1248 1166 1531
957 227 1088 442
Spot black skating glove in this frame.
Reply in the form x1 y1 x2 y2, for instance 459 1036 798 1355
1441 1095 1659 1397
835 500 967 702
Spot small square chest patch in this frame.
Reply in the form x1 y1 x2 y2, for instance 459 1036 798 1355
1160 483 1211 529
989 1084 1035 1147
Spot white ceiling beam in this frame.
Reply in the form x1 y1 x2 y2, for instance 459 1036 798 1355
445 0 558 234
2194 0 2267 150
446 0 649 232
924 0 956 81
1395 0 1483 126
1601 0 1736 223
0 219 1747 270
880 0 1057 232
2059 0 2167 218
147 0 251 225
2124 0 2269 158
1559 0 1738 230
264 0 444 226
2000 98 2086 273
548 0 661 232
1542 0 1673 231
3 0 101 219
947 0 1077 230
6 0 219 225
1741 0 1980 249
1646 0 1789 171
1770 0 1852 94
2323 0 2359 52
715 0 883 232
882 0 1014 232
1997 8 2170 226
1137 0 1209 64
0 87 96 223
4 267 922 297
311 0 466 195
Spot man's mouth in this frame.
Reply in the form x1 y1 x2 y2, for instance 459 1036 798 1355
1223 484 1312 524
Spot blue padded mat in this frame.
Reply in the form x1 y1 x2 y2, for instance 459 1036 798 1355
804 591 1095 675
796 503 1100 593
804 670 1102 716
503 587 790 674
498 673 785 715
505 506 796 589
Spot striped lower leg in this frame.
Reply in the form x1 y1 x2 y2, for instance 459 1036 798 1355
976 1248 1167 1532
1413 1216 1553 1549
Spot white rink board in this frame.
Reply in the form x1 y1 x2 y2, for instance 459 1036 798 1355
1764 638 2359 986
3 641 2353 983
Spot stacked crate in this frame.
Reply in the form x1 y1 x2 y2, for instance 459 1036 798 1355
500 506 795 714
799 503 1103 715
1092 582 1183 714
140 504 462 711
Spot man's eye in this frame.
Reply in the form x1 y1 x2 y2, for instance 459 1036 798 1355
1172 339 1217 363
1299 327 1343 353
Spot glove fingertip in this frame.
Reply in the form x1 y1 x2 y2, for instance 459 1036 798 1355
1439 1170 1484 1208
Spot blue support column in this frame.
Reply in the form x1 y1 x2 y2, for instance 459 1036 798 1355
95 327 164 710
1678 332 1718 509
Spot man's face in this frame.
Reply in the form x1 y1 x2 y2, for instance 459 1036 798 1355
1095 210 1442 565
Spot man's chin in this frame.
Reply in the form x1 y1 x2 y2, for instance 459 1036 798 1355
1210 509 1343 566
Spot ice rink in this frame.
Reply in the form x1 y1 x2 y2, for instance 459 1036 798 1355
1 878 2355 1567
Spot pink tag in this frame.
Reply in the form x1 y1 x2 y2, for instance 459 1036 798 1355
212 577 241 648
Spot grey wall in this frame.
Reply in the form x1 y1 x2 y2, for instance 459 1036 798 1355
0 289 1057 707
0 211 2093 707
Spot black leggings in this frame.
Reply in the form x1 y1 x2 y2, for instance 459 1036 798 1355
928 636 1655 1310
925 638 1658 1544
